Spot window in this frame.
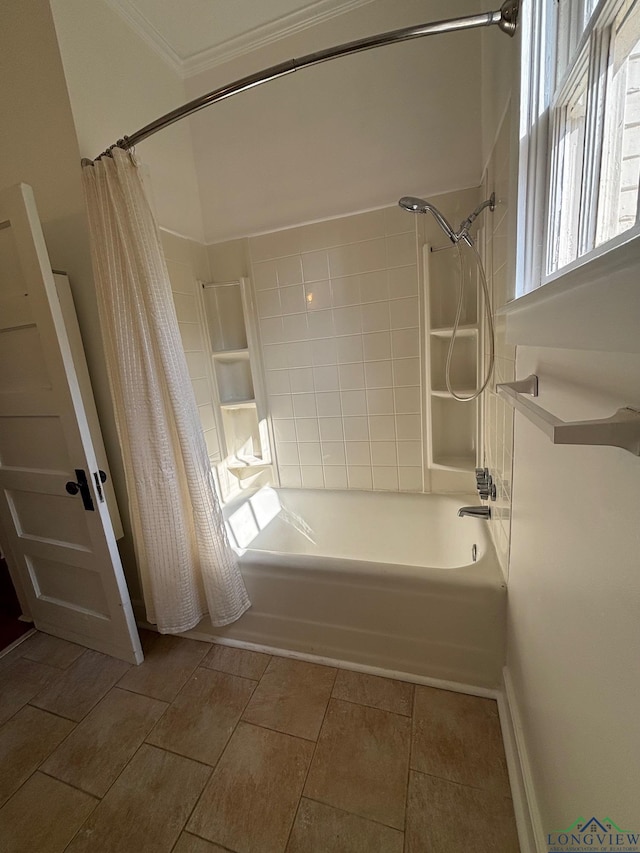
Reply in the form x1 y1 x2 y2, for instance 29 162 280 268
517 0 640 295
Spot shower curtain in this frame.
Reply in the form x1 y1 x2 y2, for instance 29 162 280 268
82 148 250 634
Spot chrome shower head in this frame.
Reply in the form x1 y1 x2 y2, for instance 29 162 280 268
398 196 458 244
398 192 496 247
398 196 431 213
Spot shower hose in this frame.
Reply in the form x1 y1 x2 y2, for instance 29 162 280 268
445 239 495 402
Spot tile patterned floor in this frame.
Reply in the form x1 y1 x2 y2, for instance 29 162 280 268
0 630 520 852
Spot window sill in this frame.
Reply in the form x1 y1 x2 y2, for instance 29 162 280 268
498 231 640 353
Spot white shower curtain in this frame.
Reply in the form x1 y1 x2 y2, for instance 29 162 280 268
82 148 250 633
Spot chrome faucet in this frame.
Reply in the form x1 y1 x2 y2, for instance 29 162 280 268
458 505 491 519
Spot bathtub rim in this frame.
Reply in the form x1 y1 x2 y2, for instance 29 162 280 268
226 485 497 574
238 546 505 591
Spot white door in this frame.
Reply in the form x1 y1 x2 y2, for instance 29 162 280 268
0 182 142 664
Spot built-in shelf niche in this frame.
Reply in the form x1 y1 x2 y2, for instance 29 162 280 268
204 281 247 351
201 279 271 486
424 243 480 478
430 396 476 470
213 351 254 405
428 248 478 329
430 333 478 394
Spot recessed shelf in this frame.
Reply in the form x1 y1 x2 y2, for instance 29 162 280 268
431 454 476 472
219 399 256 409
431 388 477 398
203 281 247 351
212 348 250 361
430 325 478 338
430 334 477 392
228 461 272 480
424 236 479 481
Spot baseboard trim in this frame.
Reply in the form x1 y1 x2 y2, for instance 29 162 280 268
498 666 545 852
0 628 36 659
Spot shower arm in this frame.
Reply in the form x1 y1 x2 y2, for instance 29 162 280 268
90 0 519 160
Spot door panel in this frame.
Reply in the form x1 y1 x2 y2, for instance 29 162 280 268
0 182 142 664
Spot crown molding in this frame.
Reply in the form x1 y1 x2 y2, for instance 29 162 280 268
104 0 379 80
103 0 184 76
182 0 379 77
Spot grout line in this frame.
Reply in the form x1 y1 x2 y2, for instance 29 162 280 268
140 740 222 770
327 692 413 718
167 660 268 848
282 667 338 851
302 794 407 835
37 767 102 801
408 767 514 800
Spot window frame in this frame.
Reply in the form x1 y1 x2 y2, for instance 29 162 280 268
516 0 640 298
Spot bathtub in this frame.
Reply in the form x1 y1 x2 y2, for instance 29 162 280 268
205 488 506 688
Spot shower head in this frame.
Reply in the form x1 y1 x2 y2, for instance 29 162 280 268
398 192 496 247
398 196 458 244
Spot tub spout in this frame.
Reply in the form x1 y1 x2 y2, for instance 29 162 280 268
458 505 491 519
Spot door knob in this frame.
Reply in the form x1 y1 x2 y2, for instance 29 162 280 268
65 469 95 512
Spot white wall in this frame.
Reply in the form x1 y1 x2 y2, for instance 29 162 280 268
507 345 640 838
0 0 140 599
480 7 640 841
186 0 484 243
50 0 205 242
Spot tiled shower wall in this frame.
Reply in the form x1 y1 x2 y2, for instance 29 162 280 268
480 106 517 578
247 208 425 492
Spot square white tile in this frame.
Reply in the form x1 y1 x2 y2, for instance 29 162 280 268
343 416 369 441
316 392 342 417
340 390 367 417
318 417 344 441
295 418 320 442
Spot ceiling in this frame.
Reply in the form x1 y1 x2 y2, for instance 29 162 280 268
99 0 489 243
104 0 377 76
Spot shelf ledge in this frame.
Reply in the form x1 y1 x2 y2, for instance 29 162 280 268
219 399 256 410
212 348 249 360
430 325 478 338
431 456 476 473
431 388 478 399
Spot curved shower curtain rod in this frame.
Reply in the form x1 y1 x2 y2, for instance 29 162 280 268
88 0 519 161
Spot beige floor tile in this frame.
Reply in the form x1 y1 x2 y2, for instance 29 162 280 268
0 771 97 853
0 705 75 807
304 698 410 830
286 798 404 853
117 634 209 702
147 667 255 765
188 721 314 853
332 669 414 716
41 687 167 796
19 631 84 669
242 656 336 740
66 744 211 853
0 643 27 674
405 771 519 852
30 649 130 722
411 686 511 795
0 658 58 726
173 833 231 853
202 643 271 680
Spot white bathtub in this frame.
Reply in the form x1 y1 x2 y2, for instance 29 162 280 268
205 488 506 688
